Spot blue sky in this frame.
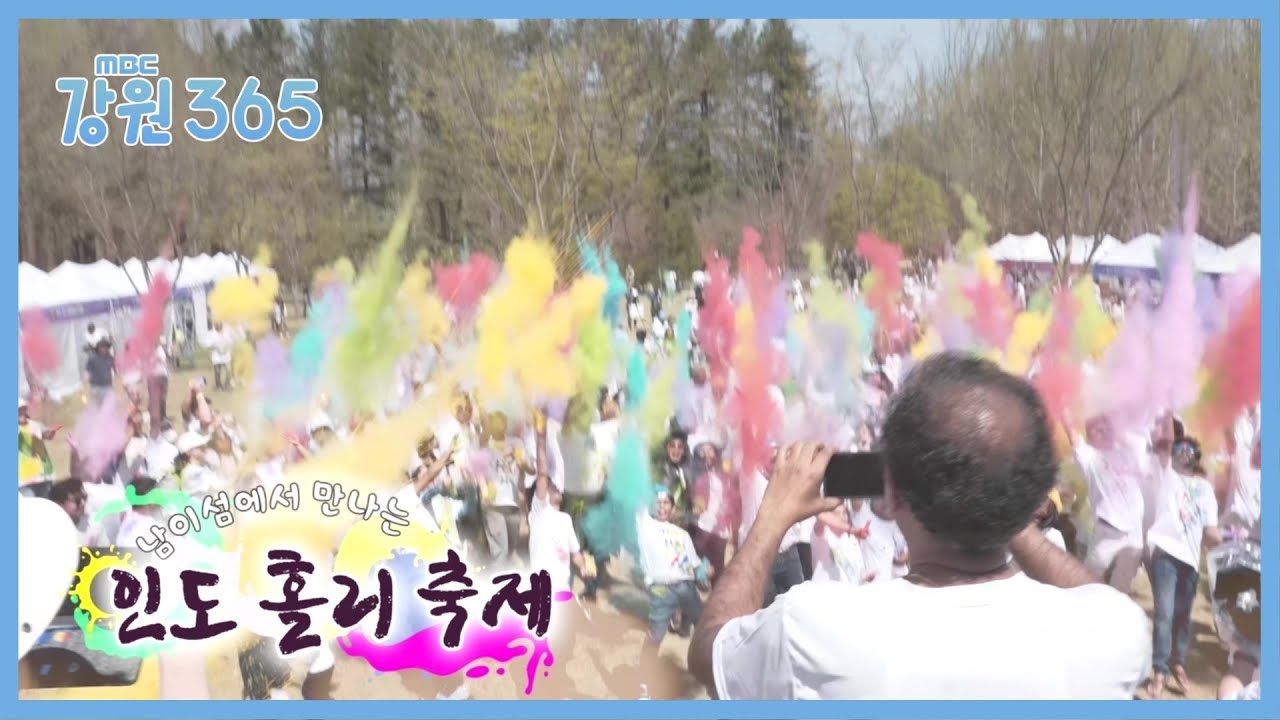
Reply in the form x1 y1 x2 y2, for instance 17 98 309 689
790 19 948 82
492 19 960 95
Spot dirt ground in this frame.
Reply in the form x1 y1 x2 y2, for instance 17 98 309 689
32 365 1226 701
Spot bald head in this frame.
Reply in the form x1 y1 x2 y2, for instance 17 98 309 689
881 353 1057 553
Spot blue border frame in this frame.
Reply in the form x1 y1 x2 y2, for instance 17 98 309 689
7 2 1277 718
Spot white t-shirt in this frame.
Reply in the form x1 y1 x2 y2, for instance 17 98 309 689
636 510 700 587
152 346 169 377
209 330 232 365
557 420 609 495
85 327 107 348
528 494 580 591
713 574 1150 699
124 436 149 469
82 481 125 545
810 524 866 584
1223 445 1260 538
1146 470 1218 569
850 503 906 582
1075 438 1147 536
487 446 522 508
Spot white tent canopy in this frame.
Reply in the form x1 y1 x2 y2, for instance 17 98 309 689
987 232 1261 276
1224 233 1261 271
18 252 260 401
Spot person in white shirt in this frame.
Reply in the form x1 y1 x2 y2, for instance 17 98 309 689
809 500 869 584
149 344 170 427
82 323 108 354
651 315 668 347
689 433 736 579
174 431 222 500
850 498 909 582
1143 435 1221 699
638 487 710 692
48 477 115 547
690 353 1150 700
527 419 588 594
1220 429 1260 541
478 412 530 564
1065 414 1149 593
209 323 233 391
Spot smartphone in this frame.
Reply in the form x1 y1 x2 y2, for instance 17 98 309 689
822 452 885 498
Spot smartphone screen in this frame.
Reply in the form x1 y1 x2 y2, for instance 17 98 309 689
822 452 885 498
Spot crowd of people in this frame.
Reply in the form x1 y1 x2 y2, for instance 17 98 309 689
17 236 1261 701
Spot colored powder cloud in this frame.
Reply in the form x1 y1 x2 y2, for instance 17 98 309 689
567 316 611 434
207 246 279 335
331 192 416 415
19 309 61 378
435 254 500 322
399 260 451 347
115 275 172 380
855 232 908 341
69 393 129 481
475 233 559 403
1190 279 1260 440
582 429 655 561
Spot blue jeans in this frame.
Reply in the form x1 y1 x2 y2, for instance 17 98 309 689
646 580 704 643
1149 546 1198 675
765 544 806 607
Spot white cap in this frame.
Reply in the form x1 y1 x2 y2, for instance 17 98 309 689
176 431 209 454
19 397 28 410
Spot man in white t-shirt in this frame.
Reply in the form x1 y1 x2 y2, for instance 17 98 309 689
209 323 233 391
638 487 709 694
690 353 1150 700
1069 414 1149 593
1143 436 1221 698
479 412 527 564
527 421 587 594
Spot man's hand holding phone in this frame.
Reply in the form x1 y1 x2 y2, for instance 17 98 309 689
762 443 842 530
